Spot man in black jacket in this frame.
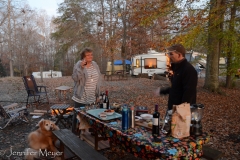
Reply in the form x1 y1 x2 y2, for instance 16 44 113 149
155 44 198 110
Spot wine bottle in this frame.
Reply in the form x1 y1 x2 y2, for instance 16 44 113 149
152 104 160 137
103 90 110 109
99 92 103 108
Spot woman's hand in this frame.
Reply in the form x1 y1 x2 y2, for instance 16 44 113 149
80 59 87 68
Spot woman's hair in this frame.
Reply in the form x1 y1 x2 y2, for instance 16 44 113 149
80 48 93 60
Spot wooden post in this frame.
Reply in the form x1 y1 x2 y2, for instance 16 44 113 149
40 66 43 82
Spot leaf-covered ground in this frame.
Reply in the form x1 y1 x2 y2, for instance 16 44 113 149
0 76 240 159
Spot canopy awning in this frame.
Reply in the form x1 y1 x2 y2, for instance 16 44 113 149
114 60 131 65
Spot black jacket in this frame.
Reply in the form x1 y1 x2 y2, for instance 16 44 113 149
160 59 198 110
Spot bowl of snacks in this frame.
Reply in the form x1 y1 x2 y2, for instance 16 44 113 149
140 114 153 122
104 109 115 115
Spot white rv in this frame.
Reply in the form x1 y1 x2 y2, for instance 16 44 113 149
130 49 169 77
32 70 62 78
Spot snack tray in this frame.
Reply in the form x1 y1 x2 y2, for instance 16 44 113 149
86 109 122 121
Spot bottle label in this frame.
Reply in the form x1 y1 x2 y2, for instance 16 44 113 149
153 118 159 125
103 103 107 108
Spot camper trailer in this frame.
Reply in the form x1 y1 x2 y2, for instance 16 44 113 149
32 70 62 78
130 49 169 77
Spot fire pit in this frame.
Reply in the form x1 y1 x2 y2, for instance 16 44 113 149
50 104 74 128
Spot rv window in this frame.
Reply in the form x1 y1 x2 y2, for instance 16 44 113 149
136 59 140 68
144 58 157 69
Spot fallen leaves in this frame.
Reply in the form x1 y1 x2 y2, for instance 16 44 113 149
0 76 240 159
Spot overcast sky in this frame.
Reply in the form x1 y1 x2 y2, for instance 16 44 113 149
27 0 63 17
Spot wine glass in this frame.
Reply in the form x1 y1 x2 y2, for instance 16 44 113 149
85 103 90 111
89 103 94 110
92 102 96 109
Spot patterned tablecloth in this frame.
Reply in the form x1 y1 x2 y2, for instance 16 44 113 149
78 111 210 160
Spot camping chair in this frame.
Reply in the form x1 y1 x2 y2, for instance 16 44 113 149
0 103 29 129
22 75 49 108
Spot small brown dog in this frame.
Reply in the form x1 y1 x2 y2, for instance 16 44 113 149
24 119 60 160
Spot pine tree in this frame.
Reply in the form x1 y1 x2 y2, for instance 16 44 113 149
0 59 7 77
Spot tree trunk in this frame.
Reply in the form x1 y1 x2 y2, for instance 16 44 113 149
121 17 127 72
8 0 13 77
119 0 128 72
111 48 114 73
204 0 224 92
24 63 28 76
226 0 237 88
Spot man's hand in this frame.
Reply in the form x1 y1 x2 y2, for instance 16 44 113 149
154 87 161 96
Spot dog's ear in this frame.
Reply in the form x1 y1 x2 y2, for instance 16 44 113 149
39 119 45 128
36 118 45 127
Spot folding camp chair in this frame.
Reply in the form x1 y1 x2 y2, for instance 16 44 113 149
22 75 49 108
0 103 29 129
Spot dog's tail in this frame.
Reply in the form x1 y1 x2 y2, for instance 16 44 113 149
23 148 39 160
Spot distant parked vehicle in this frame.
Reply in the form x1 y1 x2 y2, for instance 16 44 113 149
130 49 169 78
32 70 62 78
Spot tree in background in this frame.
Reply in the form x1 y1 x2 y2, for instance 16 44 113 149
223 0 240 88
134 0 239 91
204 0 226 92
0 59 7 77
52 0 127 72
1 0 57 76
51 0 97 73
204 0 240 91
1 0 239 86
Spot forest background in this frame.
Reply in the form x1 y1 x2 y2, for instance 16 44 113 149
0 0 239 92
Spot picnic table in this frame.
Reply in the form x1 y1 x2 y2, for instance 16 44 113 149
104 70 128 81
76 110 210 159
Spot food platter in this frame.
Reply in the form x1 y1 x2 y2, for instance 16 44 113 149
86 109 122 121
104 109 115 115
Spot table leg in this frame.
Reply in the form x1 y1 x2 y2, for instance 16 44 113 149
55 90 58 101
69 89 72 100
71 111 78 135
109 139 113 149
55 109 67 128
60 141 64 160
63 90 67 101
59 90 62 101
94 130 98 150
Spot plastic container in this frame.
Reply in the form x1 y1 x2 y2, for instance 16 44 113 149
122 105 129 130
129 106 135 128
